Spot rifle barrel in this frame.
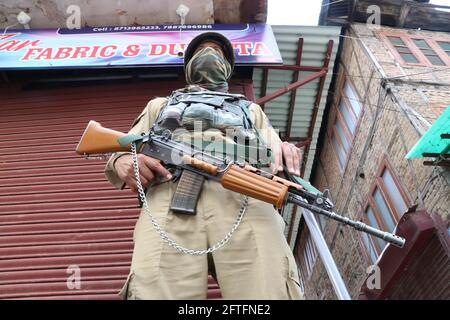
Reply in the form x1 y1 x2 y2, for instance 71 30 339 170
288 194 406 248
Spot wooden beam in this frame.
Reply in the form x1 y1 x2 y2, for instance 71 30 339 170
256 69 327 106
397 2 411 28
260 68 269 111
422 153 450 159
423 160 450 167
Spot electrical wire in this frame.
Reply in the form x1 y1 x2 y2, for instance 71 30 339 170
292 66 450 82
2 22 19 35
327 89 446 123
387 66 450 80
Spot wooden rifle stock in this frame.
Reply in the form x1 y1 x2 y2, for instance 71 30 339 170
76 120 132 155
222 165 289 208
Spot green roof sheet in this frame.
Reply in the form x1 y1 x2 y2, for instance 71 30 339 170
406 105 450 159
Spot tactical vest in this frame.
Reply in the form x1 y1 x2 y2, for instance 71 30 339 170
152 89 271 166
149 89 273 216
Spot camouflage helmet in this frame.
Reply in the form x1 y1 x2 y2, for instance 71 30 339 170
184 32 235 76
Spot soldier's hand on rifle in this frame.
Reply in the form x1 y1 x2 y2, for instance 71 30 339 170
271 142 302 176
114 154 172 193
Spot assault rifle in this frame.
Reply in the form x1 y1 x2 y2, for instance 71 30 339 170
76 121 406 248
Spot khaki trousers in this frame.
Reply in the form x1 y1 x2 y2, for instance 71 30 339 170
119 179 303 300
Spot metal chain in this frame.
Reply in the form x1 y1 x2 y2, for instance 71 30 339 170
131 142 248 255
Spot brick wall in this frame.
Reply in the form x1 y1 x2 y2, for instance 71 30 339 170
302 23 450 299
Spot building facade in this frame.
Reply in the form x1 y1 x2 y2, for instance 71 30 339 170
296 2 450 299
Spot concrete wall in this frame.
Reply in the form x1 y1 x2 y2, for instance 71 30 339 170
0 0 267 28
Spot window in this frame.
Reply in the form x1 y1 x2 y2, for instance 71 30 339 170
387 36 419 63
411 39 445 66
360 160 409 262
330 80 363 171
381 168 408 216
366 206 387 251
373 189 396 232
295 221 318 283
437 41 450 57
361 231 378 264
384 34 450 67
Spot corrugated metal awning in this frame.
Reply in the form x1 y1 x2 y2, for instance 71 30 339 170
253 25 341 180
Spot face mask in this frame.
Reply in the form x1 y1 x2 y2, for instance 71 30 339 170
185 47 232 92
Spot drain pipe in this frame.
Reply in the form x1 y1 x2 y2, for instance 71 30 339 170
302 208 351 300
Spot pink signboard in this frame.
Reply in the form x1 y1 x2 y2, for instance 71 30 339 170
0 24 282 69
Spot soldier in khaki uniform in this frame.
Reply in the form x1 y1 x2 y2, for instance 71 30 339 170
105 32 303 299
